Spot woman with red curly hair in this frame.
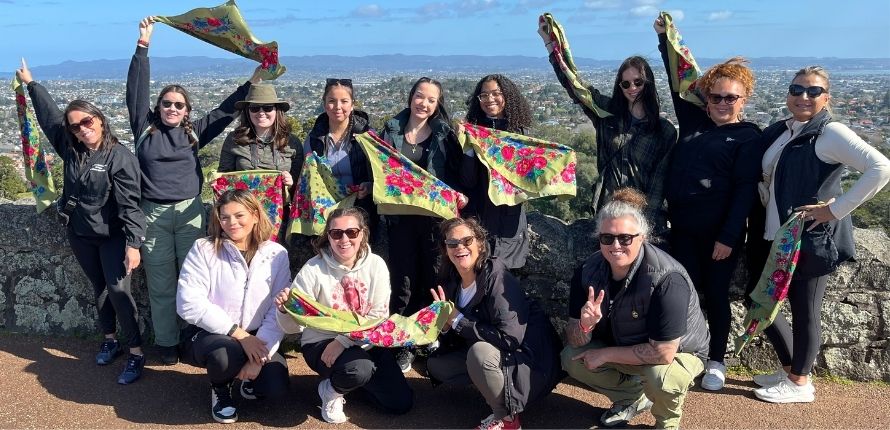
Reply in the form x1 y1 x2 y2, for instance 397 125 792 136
654 16 762 392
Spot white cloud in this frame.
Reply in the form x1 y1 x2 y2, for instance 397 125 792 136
708 10 733 21
352 4 385 18
630 5 658 17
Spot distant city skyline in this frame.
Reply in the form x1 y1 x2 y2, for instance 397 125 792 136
1 0 888 72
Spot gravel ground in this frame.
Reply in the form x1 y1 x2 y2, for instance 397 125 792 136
1 332 888 429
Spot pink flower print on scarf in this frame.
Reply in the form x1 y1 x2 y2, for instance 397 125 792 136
331 276 370 316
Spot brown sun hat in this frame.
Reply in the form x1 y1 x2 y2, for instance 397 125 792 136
234 84 291 111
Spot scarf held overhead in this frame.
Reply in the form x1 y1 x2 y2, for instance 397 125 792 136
458 123 576 206
288 153 358 237
660 11 704 107
208 169 286 242
155 0 285 80
11 77 58 213
539 13 612 119
734 212 805 355
283 287 454 348
354 131 467 219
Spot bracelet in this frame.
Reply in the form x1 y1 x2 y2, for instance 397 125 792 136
137 39 149 47
578 319 594 333
226 324 239 336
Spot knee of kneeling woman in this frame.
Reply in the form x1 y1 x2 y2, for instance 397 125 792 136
383 391 414 415
467 341 501 370
341 357 377 386
560 345 586 377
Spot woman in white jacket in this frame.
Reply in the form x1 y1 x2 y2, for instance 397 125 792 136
276 207 413 424
177 189 291 424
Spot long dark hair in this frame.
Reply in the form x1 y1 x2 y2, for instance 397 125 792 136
465 74 532 133
437 217 490 284
607 56 662 133
232 107 293 151
63 100 119 152
407 77 451 123
151 84 198 146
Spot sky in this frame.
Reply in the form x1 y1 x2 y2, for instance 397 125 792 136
1 0 888 71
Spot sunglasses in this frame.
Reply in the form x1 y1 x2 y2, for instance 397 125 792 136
707 94 742 105
619 78 646 89
598 233 640 246
328 228 361 240
326 78 353 87
477 91 504 101
248 105 275 113
788 84 827 98
160 100 187 110
444 236 475 249
67 116 95 133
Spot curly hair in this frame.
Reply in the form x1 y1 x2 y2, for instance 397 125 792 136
698 56 756 98
607 56 663 134
312 206 371 262
465 74 533 133
150 84 198 146
437 217 490 283
208 189 275 263
232 106 293 151
63 100 120 152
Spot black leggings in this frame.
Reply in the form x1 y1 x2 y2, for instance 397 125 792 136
387 215 439 316
180 327 289 398
67 231 142 348
762 275 829 376
670 227 738 362
302 339 413 414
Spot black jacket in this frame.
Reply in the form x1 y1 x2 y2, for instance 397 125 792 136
127 46 250 202
762 110 855 279
28 82 146 248
434 258 564 415
381 108 458 185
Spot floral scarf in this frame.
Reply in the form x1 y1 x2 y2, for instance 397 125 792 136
282 287 455 348
209 169 286 242
734 212 805 355
11 77 58 213
458 123 577 206
288 153 358 237
354 131 467 219
660 11 704 107
155 0 285 80
539 13 611 119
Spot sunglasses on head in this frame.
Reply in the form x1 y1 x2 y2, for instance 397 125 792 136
707 94 742 105
788 84 827 98
598 233 640 246
326 78 353 87
444 236 475 249
160 100 187 110
67 116 95 133
328 228 361 240
619 78 646 89
248 105 275 113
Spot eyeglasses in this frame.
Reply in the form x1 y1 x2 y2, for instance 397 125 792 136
326 78 353 88
598 233 640 246
67 116 95 133
161 100 187 110
477 91 504 101
248 105 275 113
707 94 742 105
788 84 827 98
444 236 475 249
328 228 361 240
619 79 646 89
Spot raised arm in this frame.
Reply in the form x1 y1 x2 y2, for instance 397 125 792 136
192 67 264 147
654 15 708 131
126 17 155 137
19 60 68 155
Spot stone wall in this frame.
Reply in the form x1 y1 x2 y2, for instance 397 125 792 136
2 199 888 381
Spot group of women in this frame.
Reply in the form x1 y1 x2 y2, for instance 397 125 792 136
16 11 890 430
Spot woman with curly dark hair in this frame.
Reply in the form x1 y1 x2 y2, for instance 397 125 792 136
460 74 534 269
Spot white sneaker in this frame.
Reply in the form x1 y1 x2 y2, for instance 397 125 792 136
701 360 727 391
754 376 815 403
753 368 788 387
317 378 347 423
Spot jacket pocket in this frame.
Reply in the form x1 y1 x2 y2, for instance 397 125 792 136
795 222 839 279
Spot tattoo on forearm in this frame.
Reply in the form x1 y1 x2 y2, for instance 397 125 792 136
566 319 591 347
631 343 663 364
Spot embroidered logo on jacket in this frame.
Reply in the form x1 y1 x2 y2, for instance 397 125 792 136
90 164 108 172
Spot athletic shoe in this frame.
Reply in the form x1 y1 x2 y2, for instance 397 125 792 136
701 360 727 391
417 340 440 357
239 380 256 400
117 353 145 385
753 368 789 387
395 347 415 374
96 339 122 365
600 395 653 427
754 376 815 403
159 345 179 365
211 383 238 424
476 413 522 430
317 378 347 423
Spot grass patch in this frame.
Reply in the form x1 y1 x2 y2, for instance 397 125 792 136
815 373 855 386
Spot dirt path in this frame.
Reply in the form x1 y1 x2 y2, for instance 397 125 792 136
1 333 887 429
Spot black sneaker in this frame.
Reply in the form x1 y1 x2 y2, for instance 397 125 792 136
211 383 238 424
96 339 122 365
117 354 145 385
395 347 415 374
159 345 179 365
239 380 256 400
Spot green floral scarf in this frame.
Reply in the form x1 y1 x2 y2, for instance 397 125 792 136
11 77 58 212
660 11 704 107
288 153 357 237
208 169 286 241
